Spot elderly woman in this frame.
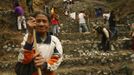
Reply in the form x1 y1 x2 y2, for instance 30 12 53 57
15 10 63 75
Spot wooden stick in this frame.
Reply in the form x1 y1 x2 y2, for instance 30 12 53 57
33 29 42 75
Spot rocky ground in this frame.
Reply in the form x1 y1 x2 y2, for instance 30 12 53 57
0 32 134 75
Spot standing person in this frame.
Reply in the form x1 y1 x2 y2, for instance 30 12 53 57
63 0 67 10
44 4 50 16
50 7 56 17
93 26 111 52
63 0 71 16
26 0 34 13
15 10 63 75
51 16 60 36
14 4 27 33
108 10 117 38
13 0 20 8
95 8 103 18
78 10 89 33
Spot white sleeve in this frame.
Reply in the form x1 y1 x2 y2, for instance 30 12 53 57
47 36 63 71
21 33 28 46
18 33 28 62
103 28 109 38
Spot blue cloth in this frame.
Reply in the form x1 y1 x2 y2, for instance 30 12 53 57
95 8 102 17
23 42 33 51
15 6 24 16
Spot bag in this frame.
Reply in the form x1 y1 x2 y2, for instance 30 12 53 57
15 61 36 75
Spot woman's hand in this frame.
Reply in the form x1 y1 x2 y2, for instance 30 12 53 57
34 53 46 68
26 17 36 44
27 17 36 34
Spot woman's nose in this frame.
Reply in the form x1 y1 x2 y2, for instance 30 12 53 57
39 21 44 26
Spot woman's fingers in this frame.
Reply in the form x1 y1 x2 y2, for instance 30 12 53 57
34 54 46 67
27 17 36 28
33 52 40 58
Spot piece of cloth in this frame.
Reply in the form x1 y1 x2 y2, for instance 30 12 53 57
78 13 86 24
70 12 76 20
51 18 60 34
17 16 27 30
51 19 59 25
51 25 60 34
108 13 116 28
15 6 24 16
108 13 117 38
79 23 88 32
103 13 110 20
103 28 109 38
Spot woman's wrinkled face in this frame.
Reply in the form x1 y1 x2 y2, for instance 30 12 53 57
35 14 50 33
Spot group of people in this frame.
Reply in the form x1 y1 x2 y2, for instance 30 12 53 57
13 1 134 75
14 0 61 36
94 10 117 52
66 7 117 52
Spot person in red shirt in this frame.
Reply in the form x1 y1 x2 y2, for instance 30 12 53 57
51 15 60 36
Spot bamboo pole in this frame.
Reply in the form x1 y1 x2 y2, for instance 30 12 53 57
33 29 42 75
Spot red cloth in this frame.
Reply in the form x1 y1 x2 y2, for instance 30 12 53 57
51 19 59 25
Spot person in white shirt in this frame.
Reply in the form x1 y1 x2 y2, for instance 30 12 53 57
103 12 110 25
78 10 89 32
